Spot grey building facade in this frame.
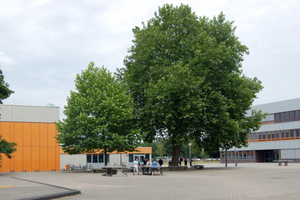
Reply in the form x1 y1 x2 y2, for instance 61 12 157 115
221 98 300 163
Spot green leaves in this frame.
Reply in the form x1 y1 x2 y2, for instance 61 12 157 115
56 62 141 155
122 4 265 160
0 68 14 104
0 136 17 166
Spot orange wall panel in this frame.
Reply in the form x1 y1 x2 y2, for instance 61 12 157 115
32 147 40 171
47 124 57 147
39 123 48 147
0 156 10 172
9 122 15 143
1 122 10 141
32 123 40 147
39 147 48 171
14 147 23 172
9 152 15 172
55 146 60 171
1 122 60 173
23 147 32 172
47 147 56 171
14 123 23 147
23 123 32 147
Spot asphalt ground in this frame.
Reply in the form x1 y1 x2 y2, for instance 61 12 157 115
1 163 300 200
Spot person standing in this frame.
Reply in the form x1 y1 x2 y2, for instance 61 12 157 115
180 157 183 165
133 157 139 175
189 157 193 167
152 159 161 176
146 159 151 173
184 158 187 166
159 158 163 166
168 157 172 166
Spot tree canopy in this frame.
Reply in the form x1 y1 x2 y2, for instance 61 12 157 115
56 62 141 165
0 68 14 103
122 4 265 165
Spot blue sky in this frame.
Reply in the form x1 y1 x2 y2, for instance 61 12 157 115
1 0 299 119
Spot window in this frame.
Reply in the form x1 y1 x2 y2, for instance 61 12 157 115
275 113 281 123
99 154 103 163
276 131 280 140
281 113 285 122
285 112 289 121
250 133 254 142
87 154 92 163
263 132 267 141
285 130 289 138
145 154 150 159
296 111 300 120
272 131 275 139
290 111 295 121
93 154 98 163
289 130 294 139
281 130 285 140
296 129 300 139
129 154 133 162
268 132 271 140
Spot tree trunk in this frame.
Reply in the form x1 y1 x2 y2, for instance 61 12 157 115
171 145 182 166
104 146 107 166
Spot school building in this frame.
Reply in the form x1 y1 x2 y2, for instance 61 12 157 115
0 104 152 172
0 104 60 172
221 98 300 163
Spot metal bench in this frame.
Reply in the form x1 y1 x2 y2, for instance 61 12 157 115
274 160 289 166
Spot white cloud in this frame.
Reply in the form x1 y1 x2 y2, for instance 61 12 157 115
0 0 300 117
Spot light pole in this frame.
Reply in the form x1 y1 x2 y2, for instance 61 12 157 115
235 146 237 167
189 143 192 165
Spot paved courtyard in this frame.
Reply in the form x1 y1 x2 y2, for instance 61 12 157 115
1 163 300 200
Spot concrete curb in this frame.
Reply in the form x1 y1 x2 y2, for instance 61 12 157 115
12 177 81 200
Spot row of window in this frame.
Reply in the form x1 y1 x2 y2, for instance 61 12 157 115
221 151 254 160
274 110 300 123
87 154 150 163
248 129 300 143
87 154 110 163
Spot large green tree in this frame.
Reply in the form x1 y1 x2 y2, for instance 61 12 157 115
0 68 16 166
56 62 141 165
123 4 265 166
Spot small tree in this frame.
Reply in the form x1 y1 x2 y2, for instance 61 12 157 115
0 136 17 166
0 68 16 166
56 62 141 165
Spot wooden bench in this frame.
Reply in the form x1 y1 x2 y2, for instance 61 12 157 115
274 160 289 166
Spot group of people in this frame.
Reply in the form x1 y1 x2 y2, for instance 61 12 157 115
168 157 193 166
133 157 162 176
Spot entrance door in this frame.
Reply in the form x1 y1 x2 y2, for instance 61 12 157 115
264 151 274 162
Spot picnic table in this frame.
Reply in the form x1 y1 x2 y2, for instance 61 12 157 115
101 166 128 176
140 166 167 175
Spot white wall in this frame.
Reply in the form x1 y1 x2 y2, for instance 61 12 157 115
60 154 86 170
281 149 300 159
